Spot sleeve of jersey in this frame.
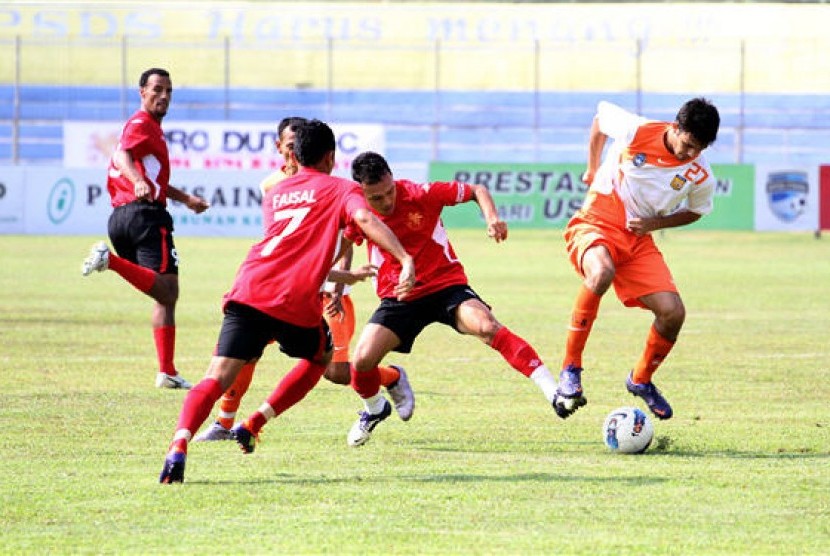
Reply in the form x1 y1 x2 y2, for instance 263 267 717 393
119 118 152 156
685 164 716 216
596 101 646 145
342 186 370 245
429 181 473 205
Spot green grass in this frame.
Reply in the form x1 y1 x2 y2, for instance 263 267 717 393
1 231 829 555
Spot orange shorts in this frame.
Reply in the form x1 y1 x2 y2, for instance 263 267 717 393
564 190 677 309
321 293 355 363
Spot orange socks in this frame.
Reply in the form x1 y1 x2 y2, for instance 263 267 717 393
632 325 675 384
562 284 601 370
377 365 400 388
217 361 256 429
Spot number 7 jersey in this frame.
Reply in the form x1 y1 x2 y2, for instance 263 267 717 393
223 167 368 328
591 101 716 221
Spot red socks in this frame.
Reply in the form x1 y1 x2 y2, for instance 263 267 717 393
107 254 156 293
351 364 381 399
153 325 177 376
489 326 543 377
246 360 326 434
170 378 225 453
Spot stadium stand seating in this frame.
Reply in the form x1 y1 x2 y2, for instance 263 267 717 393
1 85 828 168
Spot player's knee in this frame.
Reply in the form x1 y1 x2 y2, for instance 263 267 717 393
657 301 686 334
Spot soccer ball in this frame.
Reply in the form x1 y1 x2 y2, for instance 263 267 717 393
603 406 654 454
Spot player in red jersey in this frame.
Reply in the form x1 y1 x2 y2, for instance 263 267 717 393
160 120 415 483
80 68 209 389
344 151 562 447
193 118 413 442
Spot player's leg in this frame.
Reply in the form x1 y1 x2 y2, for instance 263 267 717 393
556 224 617 418
347 320 405 446
614 237 680 420
193 358 257 441
159 355 247 483
624 291 682 420
454 296 559 409
325 294 411 418
232 319 332 453
159 302 274 483
322 293 355 385
143 225 188 388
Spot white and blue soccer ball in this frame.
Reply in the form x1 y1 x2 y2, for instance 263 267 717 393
603 406 654 454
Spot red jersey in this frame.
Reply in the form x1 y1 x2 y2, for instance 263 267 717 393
224 167 368 327
107 110 170 208
349 179 473 301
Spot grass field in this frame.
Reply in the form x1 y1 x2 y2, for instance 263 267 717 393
2 231 829 555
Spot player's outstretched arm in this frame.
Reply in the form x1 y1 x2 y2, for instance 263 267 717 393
168 185 210 214
353 207 415 299
469 184 508 243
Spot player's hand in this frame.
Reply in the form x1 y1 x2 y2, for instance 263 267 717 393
322 292 344 319
187 195 210 214
134 180 153 201
487 219 508 243
349 264 377 283
626 217 656 236
581 170 595 186
394 256 416 300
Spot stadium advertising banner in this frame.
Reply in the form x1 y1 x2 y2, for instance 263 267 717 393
753 164 820 232
0 166 276 237
429 162 754 230
62 121 384 179
0 166 25 234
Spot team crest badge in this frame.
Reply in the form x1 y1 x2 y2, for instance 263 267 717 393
632 153 646 167
407 212 424 230
670 175 686 191
766 171 808 222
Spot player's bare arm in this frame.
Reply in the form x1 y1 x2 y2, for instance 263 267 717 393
168 185 210 214
327 264 377 286
112 148 153 201
582 116 608 185
352 207 415 299
627 210 702 236
469 184 508 243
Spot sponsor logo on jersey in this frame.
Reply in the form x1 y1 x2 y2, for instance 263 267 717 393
766 171 808 222
633 153 646 167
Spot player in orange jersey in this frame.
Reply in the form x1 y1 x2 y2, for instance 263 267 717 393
193 117 413 442
553 98 720 421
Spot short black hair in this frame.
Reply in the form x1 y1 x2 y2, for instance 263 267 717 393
139 68 170 88
676 97 720 148
278 116 307 138
351 151 392 185
293 119 335 167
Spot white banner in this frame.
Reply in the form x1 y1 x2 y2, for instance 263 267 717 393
62 121 385 179
0 166 26 234
754 165 819 231
0 166 292 237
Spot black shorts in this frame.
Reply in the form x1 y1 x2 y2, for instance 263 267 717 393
368 284 487 353
108 201 178 274
216 301 332 362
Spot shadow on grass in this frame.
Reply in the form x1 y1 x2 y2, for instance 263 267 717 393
184 471 668 487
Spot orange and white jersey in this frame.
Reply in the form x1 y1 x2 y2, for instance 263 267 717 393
592 101 716 221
